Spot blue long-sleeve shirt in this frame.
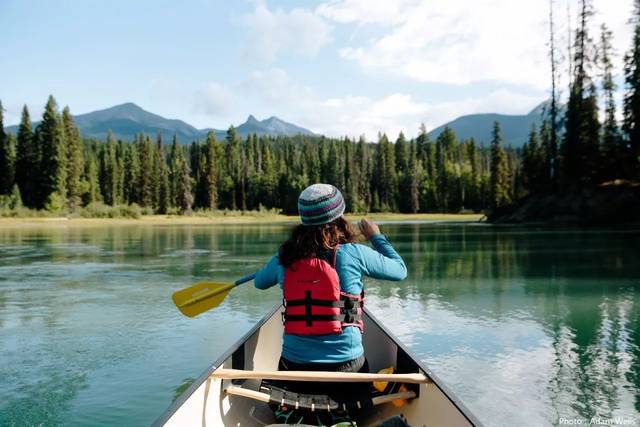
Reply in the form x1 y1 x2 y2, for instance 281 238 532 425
254 234 407 363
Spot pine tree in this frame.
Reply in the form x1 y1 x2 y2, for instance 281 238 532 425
420 140 438 211
203 132 219 210
342 138 360 212
548 0 560 190
407 142 421 213
436 128 455 211
243 135 256 210
62 107 84 209
599 24 623 181
624 0 640 178
139 134 155 208
395 131 409 174
465 139 481 211
375 134 397 211
84 153 101 205
522 124 543 195
395 132 412 213
259 141 278 208
490 122 511 210
0 100 15 195
562 0 600 188
225 126 241 210
116 141 126 206
539 120 553 193
123 142 140 204
155 134 170 213
38 95 67 208
177 149 193 213
189 142 204 208
15 106 38 207
326 140 345 190
354 136 371 212
168 136 180 208
101 130 120 205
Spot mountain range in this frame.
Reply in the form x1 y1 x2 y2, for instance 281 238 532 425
428 101 560 147
6 100 554 147
5 102 316 143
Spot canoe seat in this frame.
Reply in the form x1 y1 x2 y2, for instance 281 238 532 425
265 384 374 412
225 383 416 410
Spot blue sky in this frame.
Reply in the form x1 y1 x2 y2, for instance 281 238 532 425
0 0 634 139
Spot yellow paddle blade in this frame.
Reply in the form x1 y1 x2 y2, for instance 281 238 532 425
374 367 395 392
172 281 235 318
392 384 409 407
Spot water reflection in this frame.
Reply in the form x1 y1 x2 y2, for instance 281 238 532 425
0 223 638 426
367 224 640 425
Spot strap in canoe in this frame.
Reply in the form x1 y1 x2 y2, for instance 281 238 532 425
211 368 430 384
225 385 416 410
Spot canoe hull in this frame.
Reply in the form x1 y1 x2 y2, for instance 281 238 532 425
154 304 482 426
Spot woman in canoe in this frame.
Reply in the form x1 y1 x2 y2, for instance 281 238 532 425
254 183 407 423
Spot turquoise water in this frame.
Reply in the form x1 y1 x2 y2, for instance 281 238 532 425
0 223 638 426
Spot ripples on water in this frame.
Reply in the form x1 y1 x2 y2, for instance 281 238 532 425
0 224 638 426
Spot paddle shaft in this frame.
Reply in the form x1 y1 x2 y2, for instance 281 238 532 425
234 273 256 287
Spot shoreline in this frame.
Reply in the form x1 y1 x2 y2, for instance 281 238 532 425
0 213 484 228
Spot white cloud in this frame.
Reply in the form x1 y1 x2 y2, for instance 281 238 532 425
240 3 332 63
317 0 413 25
193 82 235 116
311 89 542 140
237 68 314 106
320 0 635 90
187 69 542 139
313 93 429 139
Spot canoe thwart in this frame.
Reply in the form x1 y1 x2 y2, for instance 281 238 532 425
212 368 430 383
225 385 417 408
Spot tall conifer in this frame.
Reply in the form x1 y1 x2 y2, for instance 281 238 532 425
624 0 640 178
204 132 218 210
155 134 169 213
139 134 155 208
63 106 84 209
38 95 67 208
15 106 37 207
490 122 511 210
0 100 14 195
562 0 600 188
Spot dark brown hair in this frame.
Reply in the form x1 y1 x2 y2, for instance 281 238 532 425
278 216 357 268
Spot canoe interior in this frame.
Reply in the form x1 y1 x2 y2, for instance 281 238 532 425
155 304 481 427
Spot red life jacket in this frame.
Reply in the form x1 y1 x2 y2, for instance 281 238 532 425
282 245 364 335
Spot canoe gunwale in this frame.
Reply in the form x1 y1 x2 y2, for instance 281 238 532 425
363 307 484 427
151 303 282 427
152 303 484 427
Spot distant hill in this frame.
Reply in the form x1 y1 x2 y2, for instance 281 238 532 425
5 102 316 143
5 100 562 146
428 101 563 147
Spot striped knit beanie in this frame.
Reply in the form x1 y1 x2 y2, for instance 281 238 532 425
298 183 346 226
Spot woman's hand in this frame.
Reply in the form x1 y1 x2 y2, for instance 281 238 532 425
359 218 381 240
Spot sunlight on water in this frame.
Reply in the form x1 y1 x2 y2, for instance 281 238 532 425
0 223 638 426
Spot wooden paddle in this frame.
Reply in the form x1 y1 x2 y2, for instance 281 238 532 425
172 273 256 318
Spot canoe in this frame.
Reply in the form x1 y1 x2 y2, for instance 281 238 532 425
153 304 483 426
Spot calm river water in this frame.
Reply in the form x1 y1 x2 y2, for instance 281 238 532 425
0 222 638 426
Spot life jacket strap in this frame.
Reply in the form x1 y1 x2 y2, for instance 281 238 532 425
283 291 363 328
283 313 363 324
284 299 345 308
